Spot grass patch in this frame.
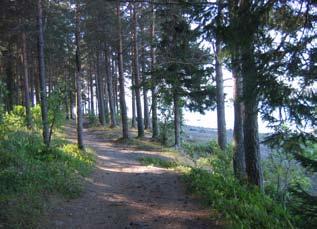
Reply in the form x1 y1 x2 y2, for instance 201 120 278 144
181 141 294 228
0 129 95 228
139 157 178 169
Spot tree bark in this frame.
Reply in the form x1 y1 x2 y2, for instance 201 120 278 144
37 0 50 146
238 1 263 190
33 57 40 105
89 60 94 115
4 43 14 112
64 72 70 119
132 3 144 137
140 21 150 129
105 46 116 127
232 53 246 181
150 4 159 139
131 64 136 128
215 5 227 150
116 0 129 139
173 91 181 147
75 0 84 150
22 31 32 129
112 55 119 114
96 50 105 125
242 46 263 190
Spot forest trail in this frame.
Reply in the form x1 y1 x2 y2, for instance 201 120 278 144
40 124 221 229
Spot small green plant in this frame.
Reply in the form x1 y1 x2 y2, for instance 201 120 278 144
139 157 178 168
0 126 95 228
181 141 294 228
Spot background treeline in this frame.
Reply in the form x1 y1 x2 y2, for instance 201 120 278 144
0 0 316 227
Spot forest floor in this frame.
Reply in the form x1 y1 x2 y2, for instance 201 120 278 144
40 123 222 229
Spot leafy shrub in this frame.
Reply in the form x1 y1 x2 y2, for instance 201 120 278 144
3 105 26 129
263 150 310 206
182 141 293 228
0 129 95 228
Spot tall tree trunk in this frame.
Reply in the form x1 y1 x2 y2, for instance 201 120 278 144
37 0 50 146
75 0 84 150
116 0 129 139
33 57 40 105
131 64 136 128
238 1 263 190
173 91 181 148
112 55 119 114
132 3 144 137
22 31 32 129
30 64 35 107
215 6 227 150
232 52 246 181
104 82 110 125
96 50 105 125
141 23 150 129
89 61 94 115
69 66 75 120
105 47 116 127
4 43 14 112
242 46 263 189
150 4 158 139
64 72 70 119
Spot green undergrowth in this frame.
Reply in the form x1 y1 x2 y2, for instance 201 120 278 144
139 139 294 228
139 157 178 168
0 109 95 228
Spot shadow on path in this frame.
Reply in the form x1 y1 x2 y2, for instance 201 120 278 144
41 124 222 229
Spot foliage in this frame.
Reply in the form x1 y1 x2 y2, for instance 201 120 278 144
182 142 293 228
139 157 177 169
87 112 98 126
264 128 317 226
158 104 174 146
263 149 310 206
0 124 94 228
3 105 26 130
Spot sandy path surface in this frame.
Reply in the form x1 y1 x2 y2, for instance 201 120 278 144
41 125 221 229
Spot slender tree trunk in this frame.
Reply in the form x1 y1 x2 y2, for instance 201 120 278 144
89 61 94 115
30 65 35 107
4 43 14 111
22 31 32 129
96 50 105 125
131 64 136 128
103 69 110 125
232 52 246 181
141 24 150 129
33 57 40 105
116 0 129 139
70 68 75 120
64 72 70 119
112 55 119 114
105 47 116 127
37 0 50 146
173 91 181 148
150 4 158 139
215 6 227 150
75 0 84 150
131 4 144 137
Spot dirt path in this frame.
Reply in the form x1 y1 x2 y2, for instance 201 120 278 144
41 125 221 229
